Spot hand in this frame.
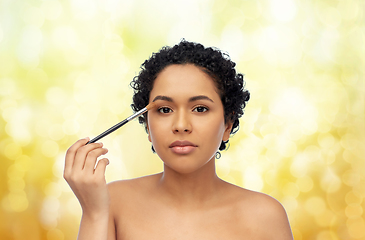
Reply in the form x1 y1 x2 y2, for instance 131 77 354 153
64 137 110 218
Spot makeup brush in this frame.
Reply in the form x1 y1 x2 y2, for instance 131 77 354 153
86 102 156 144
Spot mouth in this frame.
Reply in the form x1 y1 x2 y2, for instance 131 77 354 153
169 140 197 154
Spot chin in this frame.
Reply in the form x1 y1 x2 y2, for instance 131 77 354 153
162 157 213 175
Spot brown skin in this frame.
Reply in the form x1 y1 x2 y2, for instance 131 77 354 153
65 64 293 240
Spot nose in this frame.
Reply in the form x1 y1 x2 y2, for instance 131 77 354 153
172 110 192 133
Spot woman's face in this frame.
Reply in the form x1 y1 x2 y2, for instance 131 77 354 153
147 64 232 174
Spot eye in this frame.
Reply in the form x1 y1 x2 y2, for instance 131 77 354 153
193 106 208 113
158 107 173 114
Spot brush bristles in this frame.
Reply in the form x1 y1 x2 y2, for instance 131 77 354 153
146 102 156 111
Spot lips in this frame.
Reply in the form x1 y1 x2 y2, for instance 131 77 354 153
169 140 197 154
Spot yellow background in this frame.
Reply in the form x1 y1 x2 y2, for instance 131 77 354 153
0 0 364 239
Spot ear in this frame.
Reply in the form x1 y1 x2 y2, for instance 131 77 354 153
222 121 233 142
146 122 152 142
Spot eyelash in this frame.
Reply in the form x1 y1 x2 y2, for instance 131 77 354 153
157 106 209 114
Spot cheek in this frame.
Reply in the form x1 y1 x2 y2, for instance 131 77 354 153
147 117 166 145
195 118 226 145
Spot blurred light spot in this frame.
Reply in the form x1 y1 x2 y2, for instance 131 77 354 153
102 34 124 55
8 178 25 192
46 87 68 106
316 230 338 240
347 217 365 239
7 163 26 179
102 19 115 38
221 25 244 60
48 124 65 141
345 191 363 205
0 24 3 43
270 0 297 22
23 7 45 28
277 138 297 157
305 196 326 216
0 78 17 97
290 154 310 178
4 142 22 160
341 70 359 86
338 0 359 20
269 88 316 124
304 145 321 161
62 105 80 120
340 133 358 150
345 204 363 219
282 182 300 198
216 158 231 177
342 170 361 187
62 119 80 135
71 0 97 20
323 150 336 165
264 170 276 186
320 28 340 62
243 166 263 191
315 210 337 227
241 0 262 19
296 176 313 192
263 133 276 149
281 196 298 214
319 7 341 28
44 182 62 198
301 18 319 38
36 119 52 137
53 154 66 178
259 26 301 67
27 68 48 83
300 119 318 136
5 105 32 145
42 140 59 158
17 26 42 68
73 73 99 104
40 196 60 228
67 198 81 216
260 122 277 136
52 26 78 49
321 168 341 193
2 190 29 212
285 124 303 141
317 133 335 149
347 27 364 52
47 228 64 240
41 0 63 20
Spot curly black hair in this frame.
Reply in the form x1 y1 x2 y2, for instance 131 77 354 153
130 40 250 152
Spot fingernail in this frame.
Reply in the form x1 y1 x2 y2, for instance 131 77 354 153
83 137 90 141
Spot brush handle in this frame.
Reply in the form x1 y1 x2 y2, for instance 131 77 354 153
86 119 128 144
86 107 148 145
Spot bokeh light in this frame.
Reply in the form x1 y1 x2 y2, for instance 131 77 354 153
0 0 364 239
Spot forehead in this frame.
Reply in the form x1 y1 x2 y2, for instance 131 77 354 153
150 64 220 100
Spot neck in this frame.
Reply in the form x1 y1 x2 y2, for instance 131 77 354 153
157 157 223 207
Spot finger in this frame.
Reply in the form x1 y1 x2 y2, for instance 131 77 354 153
64 137 89 174
73 142 104 170
94 158 109 176
84 146 108 171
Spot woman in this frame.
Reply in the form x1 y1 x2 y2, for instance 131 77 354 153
64 40 294 239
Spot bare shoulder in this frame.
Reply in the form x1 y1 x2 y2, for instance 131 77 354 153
107 173 161 197
226 184 294 240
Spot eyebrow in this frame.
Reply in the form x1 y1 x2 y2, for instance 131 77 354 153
152 95 214 103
